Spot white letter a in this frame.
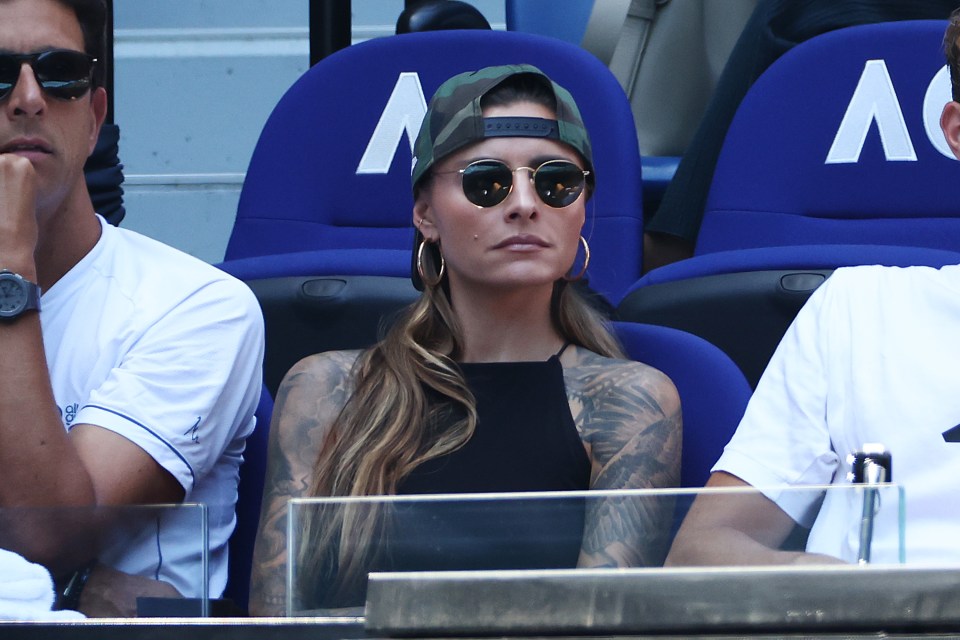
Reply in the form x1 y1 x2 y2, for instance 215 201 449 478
356 72 428 174
826 59 916 164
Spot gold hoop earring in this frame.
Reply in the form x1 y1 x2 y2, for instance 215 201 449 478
417 240 445 287
564 236 590 282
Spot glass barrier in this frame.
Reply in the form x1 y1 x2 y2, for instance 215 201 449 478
0 503 208 619
284 484 906 618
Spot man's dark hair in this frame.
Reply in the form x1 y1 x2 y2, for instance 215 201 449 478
56 0 107 87
944 8 960 102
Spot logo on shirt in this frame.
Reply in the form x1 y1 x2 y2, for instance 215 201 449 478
58 402 79 427
184 416 201 444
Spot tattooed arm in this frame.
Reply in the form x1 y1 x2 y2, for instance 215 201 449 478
247 351 358 617
565 352 682 568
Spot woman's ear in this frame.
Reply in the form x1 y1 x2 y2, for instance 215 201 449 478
940 101 960 161
413 199 439 242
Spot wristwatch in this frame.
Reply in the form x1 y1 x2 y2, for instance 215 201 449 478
0 269 41 320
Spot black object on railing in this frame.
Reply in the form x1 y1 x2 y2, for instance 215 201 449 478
397 0 491 34
85 0 125 226
104 0 114 124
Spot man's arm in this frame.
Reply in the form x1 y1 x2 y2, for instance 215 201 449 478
665 471 842 567
70 426 183 505
567 356 682 568
0 155 94 512
0 425 186 575
0 155 185 576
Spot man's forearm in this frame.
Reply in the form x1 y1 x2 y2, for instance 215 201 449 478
0 306 100 572
0 312 95 508
76 563 182 617
665 526 845 567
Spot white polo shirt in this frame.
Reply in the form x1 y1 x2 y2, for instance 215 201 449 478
41 216 264 597
715 264 960 564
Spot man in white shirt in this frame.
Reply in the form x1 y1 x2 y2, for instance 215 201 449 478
0 0 263 614
666 10 960 568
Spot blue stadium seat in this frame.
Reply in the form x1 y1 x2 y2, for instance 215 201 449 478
696 20 959 254
618 20 960 387
221 28 645 305
611 322 751 490
224 384 273 613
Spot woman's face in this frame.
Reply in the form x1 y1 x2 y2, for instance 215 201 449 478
414 101 587 295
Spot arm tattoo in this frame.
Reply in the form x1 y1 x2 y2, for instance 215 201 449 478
565 353 682 569
248 351 357 615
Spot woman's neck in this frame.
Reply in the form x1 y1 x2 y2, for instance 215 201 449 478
451 284 565 363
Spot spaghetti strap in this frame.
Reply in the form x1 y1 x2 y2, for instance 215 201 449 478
554 341 573 358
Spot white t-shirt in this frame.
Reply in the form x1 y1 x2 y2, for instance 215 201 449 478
714 264 960 565
41 216 264 597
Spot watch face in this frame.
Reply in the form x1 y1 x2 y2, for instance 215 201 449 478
0 274 27 316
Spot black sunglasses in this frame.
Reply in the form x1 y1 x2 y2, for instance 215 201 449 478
448 159 590 209
0 49 97 102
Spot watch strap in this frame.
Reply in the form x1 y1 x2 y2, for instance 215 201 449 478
23 277 41 312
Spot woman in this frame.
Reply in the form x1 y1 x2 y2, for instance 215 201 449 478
249 64 681 616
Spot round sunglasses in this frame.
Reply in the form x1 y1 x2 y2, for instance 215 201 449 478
0 49 97 102
440 159 590 209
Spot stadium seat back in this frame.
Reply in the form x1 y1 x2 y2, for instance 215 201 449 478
698 20 958 254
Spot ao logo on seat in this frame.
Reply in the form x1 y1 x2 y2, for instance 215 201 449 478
353 64 957 174
827 61 955 163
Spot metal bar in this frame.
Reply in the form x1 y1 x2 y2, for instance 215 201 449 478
309 0 352 67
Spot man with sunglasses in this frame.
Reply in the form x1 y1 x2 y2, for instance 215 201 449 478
0 0 263 615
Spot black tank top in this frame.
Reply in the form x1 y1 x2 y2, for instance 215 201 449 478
389 352 591 572
308 353 592 608
399 351 590 493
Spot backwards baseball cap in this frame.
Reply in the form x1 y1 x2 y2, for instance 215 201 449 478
411 63 594 190
410 64 594 290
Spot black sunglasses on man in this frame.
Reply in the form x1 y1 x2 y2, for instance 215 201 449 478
0 48 97 101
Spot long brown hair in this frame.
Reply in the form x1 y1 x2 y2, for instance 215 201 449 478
294 75 624 608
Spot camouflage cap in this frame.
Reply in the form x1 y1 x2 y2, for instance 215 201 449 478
410 63 594 190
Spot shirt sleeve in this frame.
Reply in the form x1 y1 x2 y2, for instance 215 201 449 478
712 270 848 527
74 277 265 496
